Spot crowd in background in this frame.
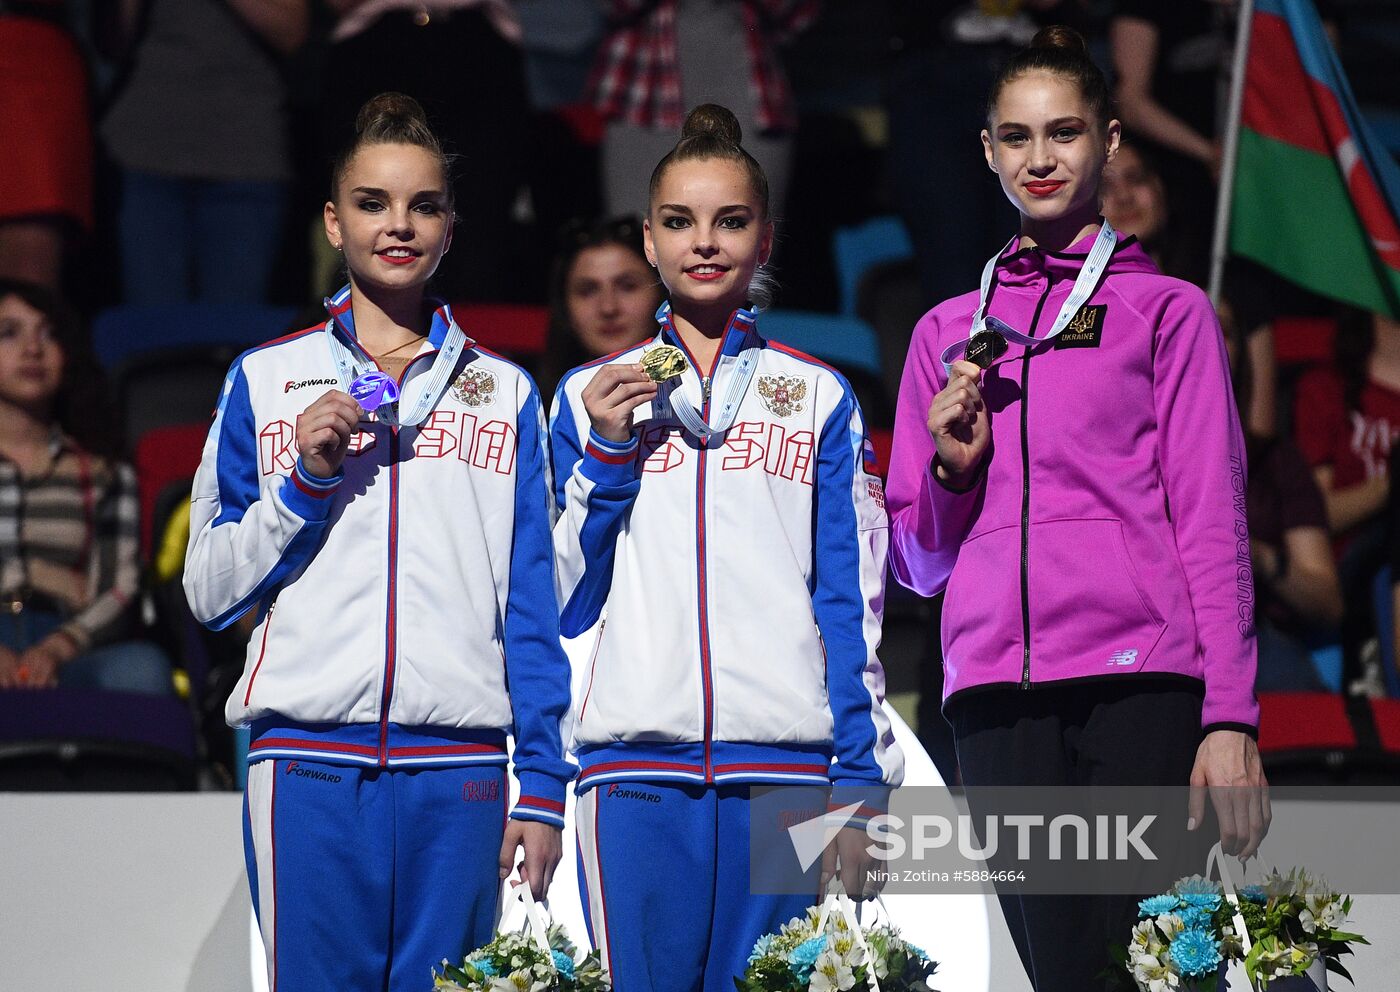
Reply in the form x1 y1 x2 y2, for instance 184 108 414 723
5 0 1400 789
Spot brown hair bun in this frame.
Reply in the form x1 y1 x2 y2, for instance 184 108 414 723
680 103 744 146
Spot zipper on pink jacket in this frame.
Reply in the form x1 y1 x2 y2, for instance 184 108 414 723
1018 275 1054 690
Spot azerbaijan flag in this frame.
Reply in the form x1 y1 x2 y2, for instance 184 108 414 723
1230 0 1400 318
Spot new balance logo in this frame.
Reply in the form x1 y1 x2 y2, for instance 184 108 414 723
606 783 662 803
1108 649 1139 667
284 761 343 783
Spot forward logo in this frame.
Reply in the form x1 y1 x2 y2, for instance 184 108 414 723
283 761 342 783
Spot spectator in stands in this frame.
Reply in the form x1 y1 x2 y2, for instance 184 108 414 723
590 0 818 220
1294 307 1400 692
1103 138 1275 437
536 215 663 399
1110 0 1227 247
101 0 306 305
0 280 172 694
1223 303 1341 692
0 3 93 290
319 0 532 302
1294 309 1400 537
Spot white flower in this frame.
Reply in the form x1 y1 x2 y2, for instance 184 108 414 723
1132 920 1165 956
1321 902 1349 930
1155 914 1186 940
487 978 517 992
1297 908 1318 934
1131 951 1180 992
809 948 857 992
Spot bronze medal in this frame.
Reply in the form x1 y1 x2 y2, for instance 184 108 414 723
964 330 1008 370
640 344 688 383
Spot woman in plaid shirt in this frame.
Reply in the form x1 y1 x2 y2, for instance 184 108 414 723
0 280 171 693
591 0 818 218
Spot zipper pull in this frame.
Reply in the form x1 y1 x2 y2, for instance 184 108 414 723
702 376 712 400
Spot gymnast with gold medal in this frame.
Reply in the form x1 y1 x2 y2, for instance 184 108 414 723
548 103 903 992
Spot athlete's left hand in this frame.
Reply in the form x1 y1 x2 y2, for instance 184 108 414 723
821 826 882 901
1188 730 1271 860
500 819 563 901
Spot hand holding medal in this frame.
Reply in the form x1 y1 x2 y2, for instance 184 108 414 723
926 359 991 488
580 362 659 444
294 389 364 479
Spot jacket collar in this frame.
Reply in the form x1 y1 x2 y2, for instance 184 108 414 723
654 300 759 375
992 227 1152 289
322 284 461 355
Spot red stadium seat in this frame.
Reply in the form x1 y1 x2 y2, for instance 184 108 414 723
1258 692 1357 753
451 303 549 359
134 423 209 559
1369 698 1400 754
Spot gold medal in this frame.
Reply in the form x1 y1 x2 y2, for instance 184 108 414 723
640 345 688 383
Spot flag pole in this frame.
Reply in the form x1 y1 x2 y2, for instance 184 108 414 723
1209 0 1256 306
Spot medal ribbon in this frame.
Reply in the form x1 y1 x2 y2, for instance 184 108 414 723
939 219 1118 375
653 303 763 442
323 305 469 427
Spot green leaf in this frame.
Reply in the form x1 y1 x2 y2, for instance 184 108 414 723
1326 959 1354 984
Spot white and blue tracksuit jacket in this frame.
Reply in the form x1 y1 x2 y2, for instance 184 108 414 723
550 304 904 797
184 289 574 825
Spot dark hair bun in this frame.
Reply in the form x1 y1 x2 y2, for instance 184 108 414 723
355 91 435 146
1030 25 1090 58
681 103 743 146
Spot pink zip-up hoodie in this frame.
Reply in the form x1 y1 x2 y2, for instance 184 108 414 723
887 231 1259 735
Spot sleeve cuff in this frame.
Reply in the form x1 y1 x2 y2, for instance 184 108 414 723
510 770 569 827
281 458 343 521
1201 721 1260 742
580 429 639 487
930 453 987 494
828 782 893 829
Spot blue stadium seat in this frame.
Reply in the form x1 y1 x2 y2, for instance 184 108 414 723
91 303 299 371
760 310 882 376
833 215 914 317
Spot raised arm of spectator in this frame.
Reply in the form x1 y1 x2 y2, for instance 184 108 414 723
1110 15 1220 176
226 0 309 56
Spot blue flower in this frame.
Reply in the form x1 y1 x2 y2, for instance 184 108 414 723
788 936 827 978
1180 893 1222 912
906 942 929 962
1178 906 1215 931
1241 885 1268 905
749 934 775 964
467 956 497 977
552 950 576 979
1138 895 1180 919
1170 929 1223 978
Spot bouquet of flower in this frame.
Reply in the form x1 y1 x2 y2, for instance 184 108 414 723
1112 868 1366 991
1232 869 1367 989
432 923 610 992
735 903 939 992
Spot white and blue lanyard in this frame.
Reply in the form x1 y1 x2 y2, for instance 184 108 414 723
324 315 468 427
939 219 1118 375
653 304 763 442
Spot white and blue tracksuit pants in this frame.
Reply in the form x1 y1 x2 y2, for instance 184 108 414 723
575 782 816 992
243 759 507 992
